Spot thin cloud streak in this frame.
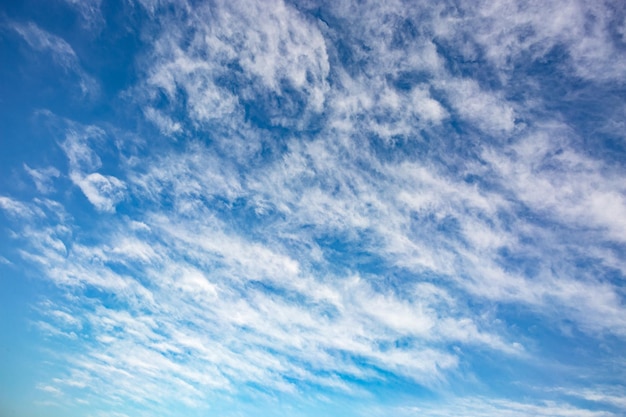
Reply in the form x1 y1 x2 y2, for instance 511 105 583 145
9 21 100 97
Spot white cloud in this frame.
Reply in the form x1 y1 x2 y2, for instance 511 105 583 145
482 125 626 244
14 178 522 408
36 384 63 395
70 172 126 213
384 397 617 417
0 196 40 218
440 77 516 134
24 164 61 193
410 87 448 124
6 0 626 415
142 0 329 131
61 0 104 30
60 126 106 172
143 107 182 136
10 21 99 97
432 0 626 83
561 387 626 410
58 121 127 212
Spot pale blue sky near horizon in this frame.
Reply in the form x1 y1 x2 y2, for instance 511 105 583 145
1 1 626 416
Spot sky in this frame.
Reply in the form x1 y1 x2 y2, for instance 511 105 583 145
1 0 626 416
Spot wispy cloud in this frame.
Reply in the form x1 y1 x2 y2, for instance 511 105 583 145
431 0 626 83
60 0 104 31
12 183 518 407
59 122 126 212
9 21 99 97
0 196 45 219
2 0 625 416
383 396 618 417
24 164 61 194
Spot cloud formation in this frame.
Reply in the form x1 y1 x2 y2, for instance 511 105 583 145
0 0 625 416
9 21 99 97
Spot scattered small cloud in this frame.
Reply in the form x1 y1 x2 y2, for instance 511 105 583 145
24 164 61 194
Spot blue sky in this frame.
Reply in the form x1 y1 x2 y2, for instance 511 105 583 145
1 0 626 416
